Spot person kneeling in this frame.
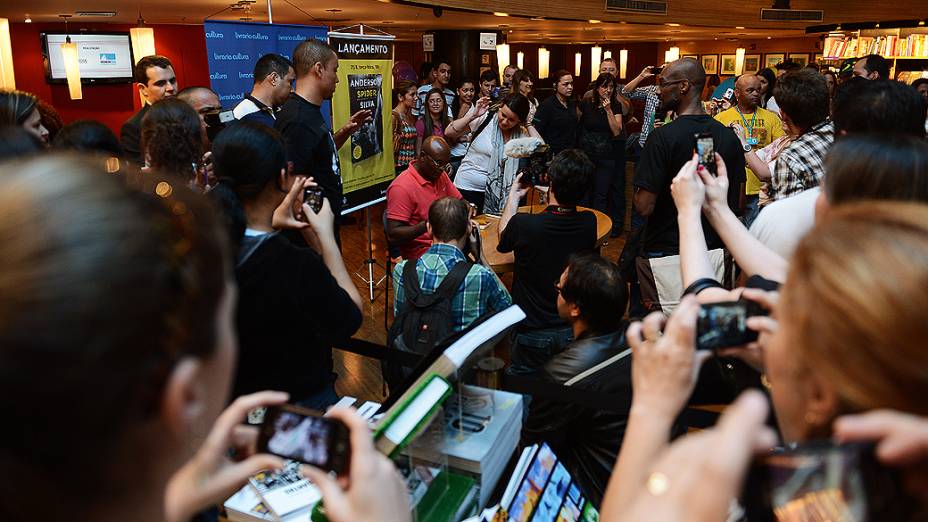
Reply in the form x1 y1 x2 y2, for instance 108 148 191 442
522 253 631 506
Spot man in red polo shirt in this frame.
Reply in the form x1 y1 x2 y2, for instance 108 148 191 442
386 136 463 259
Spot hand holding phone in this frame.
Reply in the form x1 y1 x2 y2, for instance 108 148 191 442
695 300 769 351
303 187 325 214
694 132 717 176
258 404 351 475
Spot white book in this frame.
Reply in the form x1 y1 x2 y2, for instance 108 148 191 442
248 461 321 520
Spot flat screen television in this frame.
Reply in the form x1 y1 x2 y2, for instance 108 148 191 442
41 32 135 84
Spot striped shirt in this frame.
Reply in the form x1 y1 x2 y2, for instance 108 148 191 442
393 243 512 332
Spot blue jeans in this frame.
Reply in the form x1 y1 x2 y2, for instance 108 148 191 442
506 326 574 376
744 195 760 229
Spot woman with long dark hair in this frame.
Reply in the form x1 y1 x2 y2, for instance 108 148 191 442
392 80 418 174
580 73 627 235
415 87 450 154
210 121 362 409
757 67 777 110
0 89 49 145
510 69 539 124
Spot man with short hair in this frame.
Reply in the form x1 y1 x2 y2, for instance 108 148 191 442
522 253 631 506
633 58 746 314
233 53 296 127
913 78 928 103
478 69 499 98
393 197 511 333
498 149 598 374
832 77 926 138
503 65 517 89
121 55 177 164
714 73 784 226
853 54 890 81
276 39 370 237
765 60 802 115
598 58 618 77
414 59 454 118
767 69 834 202
386 136 463 260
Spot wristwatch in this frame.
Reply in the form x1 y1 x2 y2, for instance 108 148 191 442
742 142 752 153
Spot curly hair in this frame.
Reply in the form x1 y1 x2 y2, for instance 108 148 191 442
141 98 203 177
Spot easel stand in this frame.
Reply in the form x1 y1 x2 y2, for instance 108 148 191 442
355 206 387 302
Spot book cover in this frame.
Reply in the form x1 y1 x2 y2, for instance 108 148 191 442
249 461 321 520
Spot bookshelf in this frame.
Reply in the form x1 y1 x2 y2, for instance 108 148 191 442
822 27 928 80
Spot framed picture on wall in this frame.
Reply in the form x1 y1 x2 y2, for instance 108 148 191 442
743 54 761 74
720 54 738 75
701 54 719 75
788 53 810 67
764 53 786 69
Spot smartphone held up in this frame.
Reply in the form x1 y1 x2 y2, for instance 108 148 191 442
694 132 717 176
695 300 768 351
257 404 351 475
303 187 325 214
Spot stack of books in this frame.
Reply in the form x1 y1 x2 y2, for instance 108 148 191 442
409 385 523 508
224 461 320 522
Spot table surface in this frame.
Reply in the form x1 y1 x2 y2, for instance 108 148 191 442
477 205 613 273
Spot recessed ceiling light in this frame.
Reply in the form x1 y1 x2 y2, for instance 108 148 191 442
735 26 745 29
493 12 509 17
666 22 681 27
589 19 601 23
325 8 342 12
24 14 31 23
377 0 390 2
767 36 772 39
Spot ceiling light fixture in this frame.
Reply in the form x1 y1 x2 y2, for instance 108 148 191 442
619 49 628 79
24 15 31 23
538 47 550 78
59 15 82 100
666 22 681 27
589 19 601 24
591 44 602 80
0 18 15 88
494 12 509 17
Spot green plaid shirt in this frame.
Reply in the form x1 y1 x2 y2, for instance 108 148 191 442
393 243 512 332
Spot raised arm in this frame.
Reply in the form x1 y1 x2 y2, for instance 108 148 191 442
445 96 489 140
621 66 655 96
701 154 788 282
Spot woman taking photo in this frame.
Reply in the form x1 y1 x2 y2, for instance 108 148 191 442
392 80 417 174
579 72 627 235
0 154 410 522
446 94 542 214
415 87 450 154
449 78 477 176
0 89 50 145
210 121 362 409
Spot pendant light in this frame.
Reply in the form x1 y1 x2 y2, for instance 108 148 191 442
60 15 82 100
619 49 628 79
0 18 15 88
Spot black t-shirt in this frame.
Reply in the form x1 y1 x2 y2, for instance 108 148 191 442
232 233 362 401
276 94 344 218
533 95 579 156
633 114 746 254
497 206 597 330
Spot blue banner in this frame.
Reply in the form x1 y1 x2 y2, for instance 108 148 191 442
203 21 330 124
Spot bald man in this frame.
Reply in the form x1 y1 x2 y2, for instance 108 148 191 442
386 136 464 260
714 74 784 226
631 58 746 314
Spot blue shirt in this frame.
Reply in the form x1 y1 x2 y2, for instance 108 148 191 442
393 243 512 332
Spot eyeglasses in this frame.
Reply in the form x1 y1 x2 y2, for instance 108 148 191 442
657 78 686 89
424 154 452 173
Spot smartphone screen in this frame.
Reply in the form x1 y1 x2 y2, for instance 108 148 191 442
303 187 324 214
258 405 350 474
743 442 913 522
695 301 761 351
694 132 717 175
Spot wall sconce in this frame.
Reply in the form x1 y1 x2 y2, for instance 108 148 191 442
516 51 524 70
603 50 612 60
575 52 582 77
664 46 680 64
60 15 82 100
619 49 628 79
538 47 549 79
130 20 156 64
735 47 746 75
0 18 15 89
496 43 510 81
591 44 602 80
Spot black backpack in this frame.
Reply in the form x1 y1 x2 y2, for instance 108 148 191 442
384 259 472 391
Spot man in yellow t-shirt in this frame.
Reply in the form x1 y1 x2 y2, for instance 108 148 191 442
715 73 784 226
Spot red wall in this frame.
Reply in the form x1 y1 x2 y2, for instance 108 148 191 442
9 22 210 134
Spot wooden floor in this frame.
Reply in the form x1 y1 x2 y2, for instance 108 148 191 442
333 191 631 404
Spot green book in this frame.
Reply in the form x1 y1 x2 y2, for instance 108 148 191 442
415 471 477 522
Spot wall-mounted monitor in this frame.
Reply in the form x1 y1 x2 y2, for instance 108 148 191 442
41 32 135 84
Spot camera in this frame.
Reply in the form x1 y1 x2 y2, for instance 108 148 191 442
695 299 768 351
518 144 552 188
257 404 351 475
489 86 503 101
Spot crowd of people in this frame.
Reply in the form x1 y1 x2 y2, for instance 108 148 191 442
1 32 927 522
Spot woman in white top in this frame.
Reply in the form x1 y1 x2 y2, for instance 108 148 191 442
446 93 542 214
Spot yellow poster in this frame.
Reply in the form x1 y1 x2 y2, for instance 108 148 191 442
331 35 395 213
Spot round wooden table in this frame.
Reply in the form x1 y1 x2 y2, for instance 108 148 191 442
476 205 613 273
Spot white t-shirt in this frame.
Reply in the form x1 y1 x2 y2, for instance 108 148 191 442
749 186 819 260
765 96 780 118
453 108 495 192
